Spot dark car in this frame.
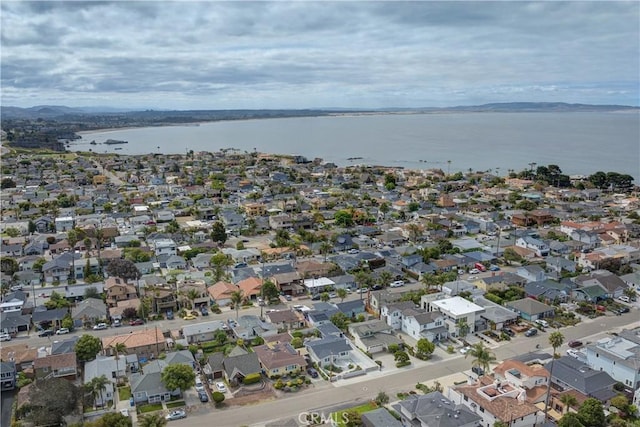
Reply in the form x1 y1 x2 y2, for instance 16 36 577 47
166 310 174 320
200 307 209 316
471 366 484 376
372 284 383 291
501 328 515 337
307 368 319 378
616 306 630 314
38 329 54 337
311 294 321 301
524 328 538 337
129 319 144 326
198 391 209 402
568 340 583 348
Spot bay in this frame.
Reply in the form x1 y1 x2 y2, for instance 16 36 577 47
76 112 640 180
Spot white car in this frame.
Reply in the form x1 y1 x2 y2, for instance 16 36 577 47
566 349 582 359
56 328 70 335
93 323 108 330
215 382 227 392
195 377 205 392
0 333 11 342
120 408 129 417
390 280 405 288
469 268 480 274
459 346 471 355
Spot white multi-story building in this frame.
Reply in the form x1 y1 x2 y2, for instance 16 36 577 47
585 328 640 390
152 238 177 257
428 296 485 337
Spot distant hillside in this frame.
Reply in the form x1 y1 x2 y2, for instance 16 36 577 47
1 102 637 120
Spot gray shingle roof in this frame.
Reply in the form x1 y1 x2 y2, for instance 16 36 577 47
547 356 617 396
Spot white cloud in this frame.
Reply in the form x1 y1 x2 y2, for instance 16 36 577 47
1 1 638 109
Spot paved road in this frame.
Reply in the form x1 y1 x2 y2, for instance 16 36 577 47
165 313 639 427
1 389 16 427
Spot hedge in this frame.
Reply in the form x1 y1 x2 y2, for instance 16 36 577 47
243 373 262 385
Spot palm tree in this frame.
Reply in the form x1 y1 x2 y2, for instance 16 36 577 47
185 288 200 310
457 318 470 338
559 394 578 414
354 270 373 301
545 331 565 419
319 241 332 262
138 412 168 427
112 342 127 378
337 288 348 302
86 374 109 408
465 342 496 375
230 290 244 320
378 271 393 289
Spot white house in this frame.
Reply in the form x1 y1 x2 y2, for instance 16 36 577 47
303 277 335 295
55 216 74 232
152 238 177 257
515 236 549 257
401 310 447 342
585 328 640 390
428 296 485 337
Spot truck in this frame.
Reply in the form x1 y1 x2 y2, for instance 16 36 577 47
474 263 487 272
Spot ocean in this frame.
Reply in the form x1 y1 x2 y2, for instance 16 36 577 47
75 112 640 179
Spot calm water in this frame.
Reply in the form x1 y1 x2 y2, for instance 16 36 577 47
76 112 640 179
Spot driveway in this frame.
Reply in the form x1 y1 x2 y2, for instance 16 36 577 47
0 389 16 427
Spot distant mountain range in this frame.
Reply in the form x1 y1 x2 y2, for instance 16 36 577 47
1 102 637 120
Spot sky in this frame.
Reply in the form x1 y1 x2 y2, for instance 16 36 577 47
1 1 639 110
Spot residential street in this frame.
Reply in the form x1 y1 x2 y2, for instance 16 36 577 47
166 313 639 427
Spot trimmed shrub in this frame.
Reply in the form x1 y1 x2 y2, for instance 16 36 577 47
243 373 262 385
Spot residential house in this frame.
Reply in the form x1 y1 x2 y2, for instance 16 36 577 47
381 301 419 330
334 300 366 318
104 277 138 308
448 376 545 427
102 327 166 362
131 368 172 404
523 280 571 303
348 320 403 354
223 349 261 385
546 356 617 399
237 277 263 301
585 328 640 389
205 352 225 380
427 296 485 337
545 256 577 275
146 287 177 315
71 297 107 327
84 356 126 406
402 309 448 342
474 296 519 331
0 344 38 372
305 336 352 368
50 336 79 355
574 270 629 300
208 281 238 306
0 290 29 314
516 265 547 283
253 342 306 378
31 307 69 329
177 280 209 309
181 320 227 344
361 407 403 427
505 298 555 322
492 359 550 403
34 352 78 380
0 361 16 391
393 391 481 427
265 310 305 330
0 312 30 336
234 315 278 340
515 236 549 257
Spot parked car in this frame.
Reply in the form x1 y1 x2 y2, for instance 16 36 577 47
200 307 209 316
501 328 515 337
307 368 319 378
328 292 337 299
56 328 70 335
390 280 405 288
195 377 205 392
0 333 11 342
129 319 144 326
568 340 583 348
471 366 484 376
166 310 174 320
120 408 129 417
371 284 383 291
489 265 501 271
227 319 238 328
113 319 122 327
93 323 108 330
38 329 54 337
311 294 322 301
198 390 209 402
617 306 630 314
215 382 227 392
566 349 582 359
285 295 292 301
469 268 480 274
535 319 549 328
183 314 197 320
524 328 538 337
166 409 187 421
618 295 630 303
459 346 471 354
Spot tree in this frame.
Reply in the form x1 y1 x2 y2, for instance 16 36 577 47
182 288 200 310
378 271 394 288
577 398 605 427
212 391 225 406
334 209 354 227
465 342 496 374
230 290 244 320
330 312 350 330
337 288 348 302
560 394 578 414
320 241 332 262
558 413 585 427
374 391 389 406
320 292 330 302
545 331 565 419
415 338 435 360
1 177 16 189
161 364 196 393
28 377 80 425
342 409 363 427
105 258 141 282
261 280 280 303
138 413 168 427
122 307 138 319
210 252 233 281
291 337 303 348
88 412 132 427
85 374 109 407
0 257 18 275
210 221 227 244
112 342 127 378
75 334 103 362
84 286 100 299
394 350 410 363
354 270 373 301
44 290 71 309
457 318 470 338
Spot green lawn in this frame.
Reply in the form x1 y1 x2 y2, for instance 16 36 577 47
137 403 163 414
333 402 378 426
118 386 132 401
166 401 186 409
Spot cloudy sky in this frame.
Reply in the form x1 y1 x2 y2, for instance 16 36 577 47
1 1 638 110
